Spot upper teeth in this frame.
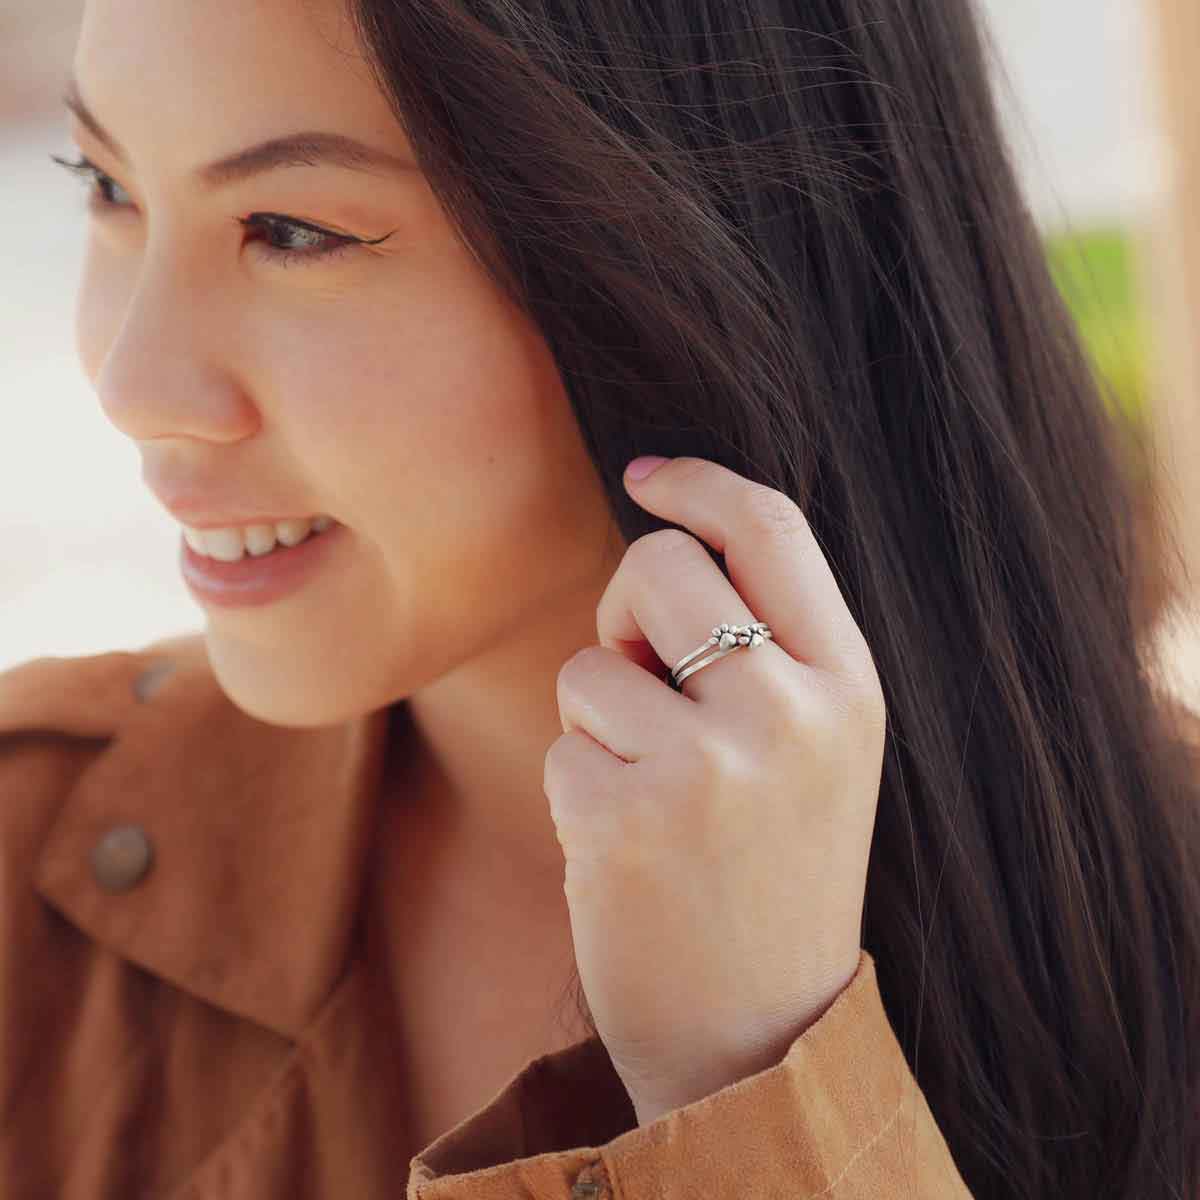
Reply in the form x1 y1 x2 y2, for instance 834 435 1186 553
183 515 334 561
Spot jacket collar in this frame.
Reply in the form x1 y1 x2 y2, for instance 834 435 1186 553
2 634 396 1040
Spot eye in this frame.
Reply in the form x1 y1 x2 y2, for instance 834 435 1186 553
51 153 133 207
49 152 395 268
236 213 369 267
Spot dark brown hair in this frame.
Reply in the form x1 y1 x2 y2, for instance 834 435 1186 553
346 1 1200 1195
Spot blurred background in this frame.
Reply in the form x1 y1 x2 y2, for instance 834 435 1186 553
3 0 1199 707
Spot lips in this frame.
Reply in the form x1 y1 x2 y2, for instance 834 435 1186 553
179 518 346 608
147 481 330 532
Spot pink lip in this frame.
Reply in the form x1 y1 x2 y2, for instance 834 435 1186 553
179 521 346 608
179 515 330 530
149 488 330 530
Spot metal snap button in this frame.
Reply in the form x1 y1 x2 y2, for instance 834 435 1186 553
91 825 155 893
133 659 175 702
571 1161 608 1199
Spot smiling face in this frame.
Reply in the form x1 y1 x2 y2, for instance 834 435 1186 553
68 0 624 727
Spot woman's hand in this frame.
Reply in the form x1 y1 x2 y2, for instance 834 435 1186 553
545 456 887 1127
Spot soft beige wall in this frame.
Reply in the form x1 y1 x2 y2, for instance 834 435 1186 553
1141 0 1200 603
0 1 81 123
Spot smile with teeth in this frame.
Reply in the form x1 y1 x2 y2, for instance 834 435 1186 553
182 515 335 562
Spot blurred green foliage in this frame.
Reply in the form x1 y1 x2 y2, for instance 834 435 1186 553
1044 225 1149 428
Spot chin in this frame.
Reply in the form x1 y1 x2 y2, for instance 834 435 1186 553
201 627 373 730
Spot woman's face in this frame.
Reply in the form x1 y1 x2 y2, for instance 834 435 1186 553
70 0 624 727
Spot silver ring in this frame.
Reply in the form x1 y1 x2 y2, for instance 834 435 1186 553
668 621 773 692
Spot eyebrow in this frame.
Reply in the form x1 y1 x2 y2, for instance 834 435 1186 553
62 77 418 188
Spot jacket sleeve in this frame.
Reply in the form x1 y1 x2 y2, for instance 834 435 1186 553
406 948 975 1199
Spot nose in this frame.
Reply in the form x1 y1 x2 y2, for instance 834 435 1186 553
88 248 260 446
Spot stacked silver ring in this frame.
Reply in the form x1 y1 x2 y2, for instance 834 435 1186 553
668 621 774 692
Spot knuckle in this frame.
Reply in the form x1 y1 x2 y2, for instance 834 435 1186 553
738 484 806 538
838 646 889 728
542 733 573 795
556 646 606 705
816 668 888 749
771 691 840 768
562 644 608 677
626 527 700 569
690 728 750 783
543 730 602 801
752 673 816 741
850 672 889 740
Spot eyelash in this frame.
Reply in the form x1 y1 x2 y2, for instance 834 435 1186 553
49 153 392 267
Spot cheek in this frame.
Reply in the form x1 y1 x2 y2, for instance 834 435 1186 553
74 240 131 388
268 279 569 523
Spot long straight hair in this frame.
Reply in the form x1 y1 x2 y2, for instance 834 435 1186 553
347 2 1200 1195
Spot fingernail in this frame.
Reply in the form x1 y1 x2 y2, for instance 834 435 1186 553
626 455 670 481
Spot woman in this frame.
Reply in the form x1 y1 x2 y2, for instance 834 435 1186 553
2 0 1197 1195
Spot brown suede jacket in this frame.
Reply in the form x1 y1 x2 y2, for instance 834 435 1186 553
0 633 974 1198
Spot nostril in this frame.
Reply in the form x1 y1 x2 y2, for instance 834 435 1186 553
133 659 176 703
